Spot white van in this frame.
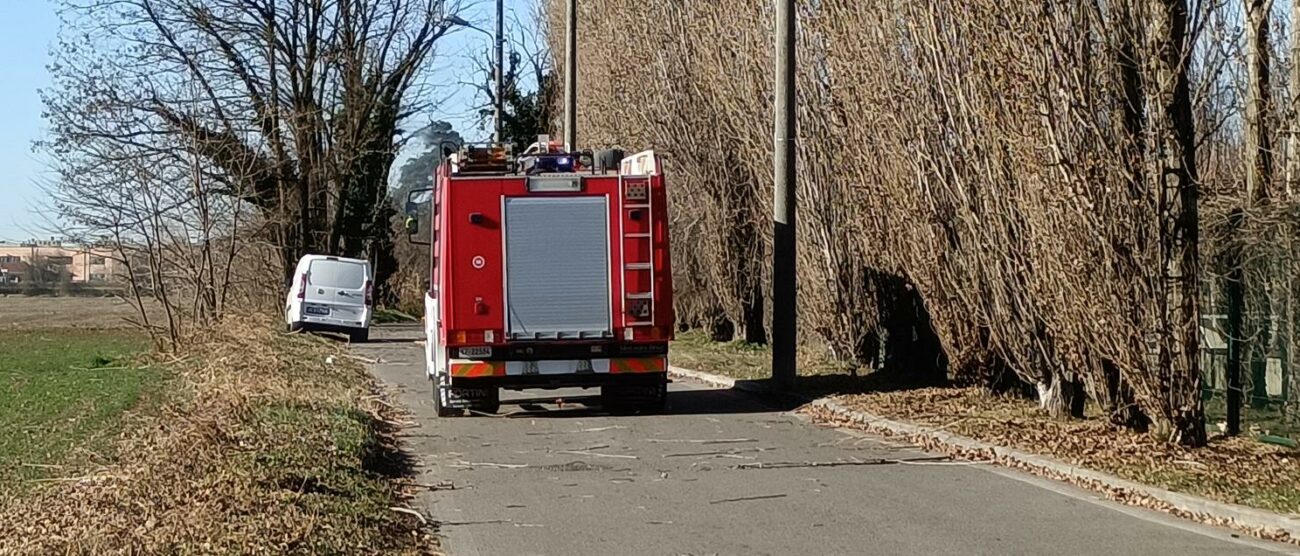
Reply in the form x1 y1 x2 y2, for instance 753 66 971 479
285 255 374 342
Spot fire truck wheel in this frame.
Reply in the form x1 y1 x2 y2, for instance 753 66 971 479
432 377 461 417
649 380 668 412
601 381 667 414
472 388 500 415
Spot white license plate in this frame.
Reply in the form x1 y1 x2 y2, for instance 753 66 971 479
305 306 330 316
458 346 492 358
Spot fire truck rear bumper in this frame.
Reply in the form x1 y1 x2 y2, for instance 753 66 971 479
449 372 666 389
449 356 665 376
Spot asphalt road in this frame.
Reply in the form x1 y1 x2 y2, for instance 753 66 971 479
357 325 1297 556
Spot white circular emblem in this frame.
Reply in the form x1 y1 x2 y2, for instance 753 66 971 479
472 256 486 269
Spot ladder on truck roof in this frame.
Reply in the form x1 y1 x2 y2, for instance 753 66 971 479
620 174 656 332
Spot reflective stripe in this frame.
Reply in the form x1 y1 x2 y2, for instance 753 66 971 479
449 361 505 377
610 357 666 374
455 357 666 376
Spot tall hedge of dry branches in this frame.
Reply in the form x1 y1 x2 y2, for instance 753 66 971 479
543 0 1296 445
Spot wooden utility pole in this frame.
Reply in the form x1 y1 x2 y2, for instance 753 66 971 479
494 0 504 144
772 0 797 389
563 0 577 150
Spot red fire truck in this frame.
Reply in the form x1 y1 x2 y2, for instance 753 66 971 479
405 144 674 416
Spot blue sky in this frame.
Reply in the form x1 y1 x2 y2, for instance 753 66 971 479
0 0 538 242
0 0 58 242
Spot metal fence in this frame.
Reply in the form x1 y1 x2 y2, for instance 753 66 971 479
1200 233 1300 444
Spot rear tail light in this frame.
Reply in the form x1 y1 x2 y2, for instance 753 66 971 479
448 330 493 346
296 273 307 299
623 327 667 342
364 280 373 306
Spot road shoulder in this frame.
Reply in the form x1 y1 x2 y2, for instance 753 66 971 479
668 364 1300 547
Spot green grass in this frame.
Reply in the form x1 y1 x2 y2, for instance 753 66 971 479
1204 394 1300 442
371 307 419 324
670 329 774 379
670 329 861 393
0 329 157 484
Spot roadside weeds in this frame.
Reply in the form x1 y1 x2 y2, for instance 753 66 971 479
0 315 439 555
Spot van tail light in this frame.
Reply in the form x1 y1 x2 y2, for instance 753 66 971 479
364 280 374 306
296 273 307 299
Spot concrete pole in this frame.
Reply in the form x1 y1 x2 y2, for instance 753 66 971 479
772 0 797 388
494 0 504 144
563 0 577 150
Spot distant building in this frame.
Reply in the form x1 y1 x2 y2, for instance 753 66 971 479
0 260 30 284
0 240 121 285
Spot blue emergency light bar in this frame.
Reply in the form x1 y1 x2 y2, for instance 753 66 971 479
521 152 576 174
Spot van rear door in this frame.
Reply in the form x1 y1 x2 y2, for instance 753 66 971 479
304 258 369 325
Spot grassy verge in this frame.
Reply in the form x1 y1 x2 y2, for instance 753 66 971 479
372 307 420 324
670 330 848 380
0 329 157 486
672 332 1300 516
0 317 435 554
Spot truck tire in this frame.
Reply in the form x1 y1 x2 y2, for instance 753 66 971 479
471 388 500 415
432 376 461 417
647 380 668 413
601 380 667 414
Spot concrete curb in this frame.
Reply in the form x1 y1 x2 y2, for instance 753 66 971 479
667 365 1300 543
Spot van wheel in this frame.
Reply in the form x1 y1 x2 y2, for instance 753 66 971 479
287 321 303 333
349 328 369 343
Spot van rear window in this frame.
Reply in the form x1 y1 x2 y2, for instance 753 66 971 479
308 260 366 289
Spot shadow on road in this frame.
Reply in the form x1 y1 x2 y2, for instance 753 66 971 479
482 386 802 420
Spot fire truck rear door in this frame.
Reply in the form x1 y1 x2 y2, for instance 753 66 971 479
503 196 612 340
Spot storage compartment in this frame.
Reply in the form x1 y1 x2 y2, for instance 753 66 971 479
504 197 612 339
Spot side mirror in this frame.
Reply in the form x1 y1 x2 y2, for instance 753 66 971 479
405 188 433 246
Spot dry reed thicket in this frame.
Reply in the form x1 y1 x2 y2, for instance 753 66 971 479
549 0 1300 445
0 315 435 555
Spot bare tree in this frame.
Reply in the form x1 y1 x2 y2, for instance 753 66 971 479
43 0 461 342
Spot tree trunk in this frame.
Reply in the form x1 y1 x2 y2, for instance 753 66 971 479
1148 0 1206 447
709 312 736 342
1037 371 1086 420
1245 0 1273 204
1244 0 1275 411
1287 0 1300 198
1101 359 1149 430
743 285 767 345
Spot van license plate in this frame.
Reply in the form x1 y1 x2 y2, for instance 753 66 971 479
458 346 492 358
305 306 330 316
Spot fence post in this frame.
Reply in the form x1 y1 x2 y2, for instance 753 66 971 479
1226 208 1245 436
